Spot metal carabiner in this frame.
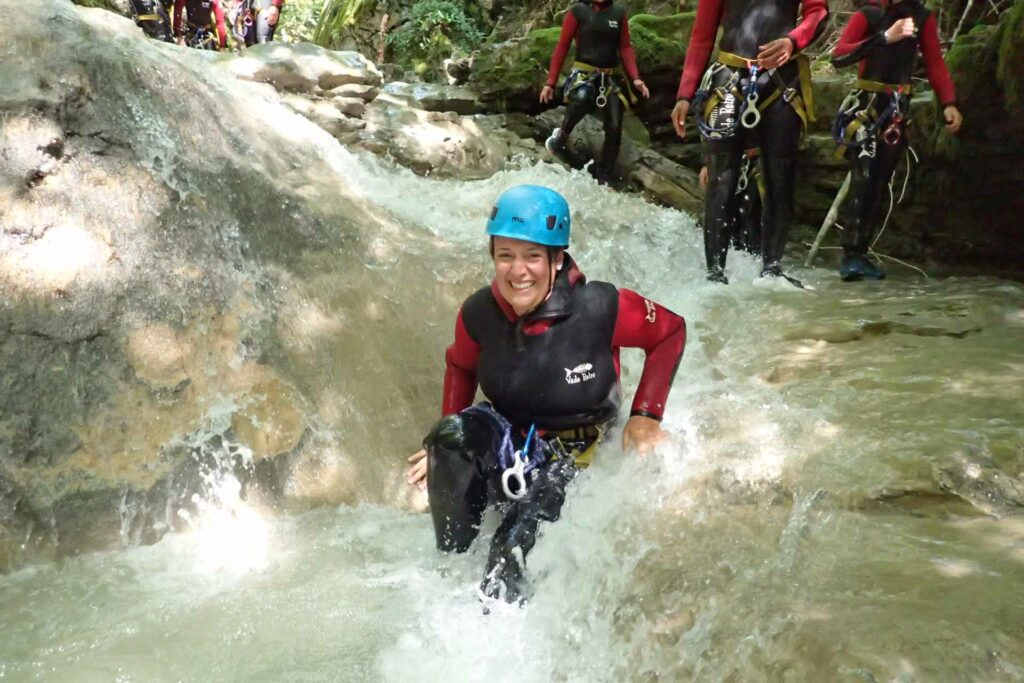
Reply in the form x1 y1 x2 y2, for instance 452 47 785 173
736 155 751 194
882 119 902 146
740 91 761 128
501 449 528 500
595 72 608 108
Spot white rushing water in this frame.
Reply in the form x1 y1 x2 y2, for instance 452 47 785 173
2 153 1023 682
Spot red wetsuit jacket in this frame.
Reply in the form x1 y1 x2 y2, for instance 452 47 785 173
442 260 686 425
832 0 956 106
174 0 228 47
546 2 641 87
676 0 829 101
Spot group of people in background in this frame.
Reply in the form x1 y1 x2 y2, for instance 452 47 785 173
543 0 962 284
129 0 284 50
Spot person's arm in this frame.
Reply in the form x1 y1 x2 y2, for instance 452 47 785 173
676 0 725 101
918 13 956 106
212 0 228 47
612 289 686 420
787 0 829 52
173 0 185 36
546 11 579 87
832 10 884 68
441 309 480 416
619 13 641 81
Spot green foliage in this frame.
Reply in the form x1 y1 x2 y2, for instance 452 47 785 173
996 0 1024 117
628 13 693 74
314 0 376 47
387 0 484 68
278 0 326 43
470 26 561 95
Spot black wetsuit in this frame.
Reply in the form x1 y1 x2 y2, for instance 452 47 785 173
234 0 283 46
425 257 686 604
131 0 173 41
831 0 956 258
678 0 828 279
545 0 642 183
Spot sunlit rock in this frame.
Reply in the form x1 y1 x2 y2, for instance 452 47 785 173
381 82 483 116
231 377 306 459
224 42 384 94
126 324 192 391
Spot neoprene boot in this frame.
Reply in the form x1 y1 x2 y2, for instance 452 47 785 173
840 254 886 281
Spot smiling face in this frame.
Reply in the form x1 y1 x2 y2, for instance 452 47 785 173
492 236 564 317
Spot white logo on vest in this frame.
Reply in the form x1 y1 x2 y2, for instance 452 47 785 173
565 363 596 385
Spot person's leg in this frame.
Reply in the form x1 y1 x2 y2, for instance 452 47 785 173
256 0 277 43
424 411 502 553
594 92 625 183
703 135 744 281
839 130 903 280
757 98 803 278
480 458 579 603
548 80 597 153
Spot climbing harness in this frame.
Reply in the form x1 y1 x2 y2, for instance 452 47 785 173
564 62 635 109
833 81 911 154
229 0 257 43
501 424 536 500
740 63 762 129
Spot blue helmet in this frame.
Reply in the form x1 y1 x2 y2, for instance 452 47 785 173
485 185 571 248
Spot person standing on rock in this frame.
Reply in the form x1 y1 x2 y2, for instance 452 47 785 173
173 0 229 50
671 0 828 286
405 185 685 605
540 0 651 185
230 0 285 47
830 0 962 281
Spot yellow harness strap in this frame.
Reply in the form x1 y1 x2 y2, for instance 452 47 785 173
136 13 161 20
567 61 638 108
547 425 604 468
855 78 913 95
705 51 814 129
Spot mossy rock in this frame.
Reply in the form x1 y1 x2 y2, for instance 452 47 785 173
945 23 1000 110
471 13 692 113
995 0 1024 117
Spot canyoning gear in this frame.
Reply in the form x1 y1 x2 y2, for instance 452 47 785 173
676 0 828 103
544 1 643 184
840 254 886 281
832 0 955 107
442 257 685 426
174 0 228 49
130 0 173 41
486 185 571 248
460 259 620 431
679 0 826 282
230 0 285 46
424 404 602 603
733 149 763 255
831 0 956 271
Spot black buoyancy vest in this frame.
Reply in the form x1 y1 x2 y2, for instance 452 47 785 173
571 1 627 69
719 0 802 58
461 267 621 431
859 1 931 86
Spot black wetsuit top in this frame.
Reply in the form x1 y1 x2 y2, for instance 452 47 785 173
460 265 620 430
570 1 628 68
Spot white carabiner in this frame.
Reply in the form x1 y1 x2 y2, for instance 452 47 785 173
501 449 528 500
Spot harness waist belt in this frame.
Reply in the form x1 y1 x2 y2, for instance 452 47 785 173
572 61 618 74
855 79 913 94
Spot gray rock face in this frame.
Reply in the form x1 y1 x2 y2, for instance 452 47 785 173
0 0 441 571
224 42 384 93
381 82 484 116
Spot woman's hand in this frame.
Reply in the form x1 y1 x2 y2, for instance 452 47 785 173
671 100 690 139
407 449 427 488
622 415 666 456
266 5 280 25
943 105 963 134
540 85 555 103
885 17 916 43
756 38 794 69
633 79 650 99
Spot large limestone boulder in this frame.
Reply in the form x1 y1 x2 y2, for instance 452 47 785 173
224 42 384 94
381 82 484 115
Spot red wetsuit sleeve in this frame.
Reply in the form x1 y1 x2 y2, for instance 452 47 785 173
173 0 185 35
272 0 284 7
788 0 829 50
619 13 641 81
676 0 725 101
831 10 885 69
611 289 686 421
441 309 480 416
213 0 228 47
547 12 579 87
919 14 956 105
